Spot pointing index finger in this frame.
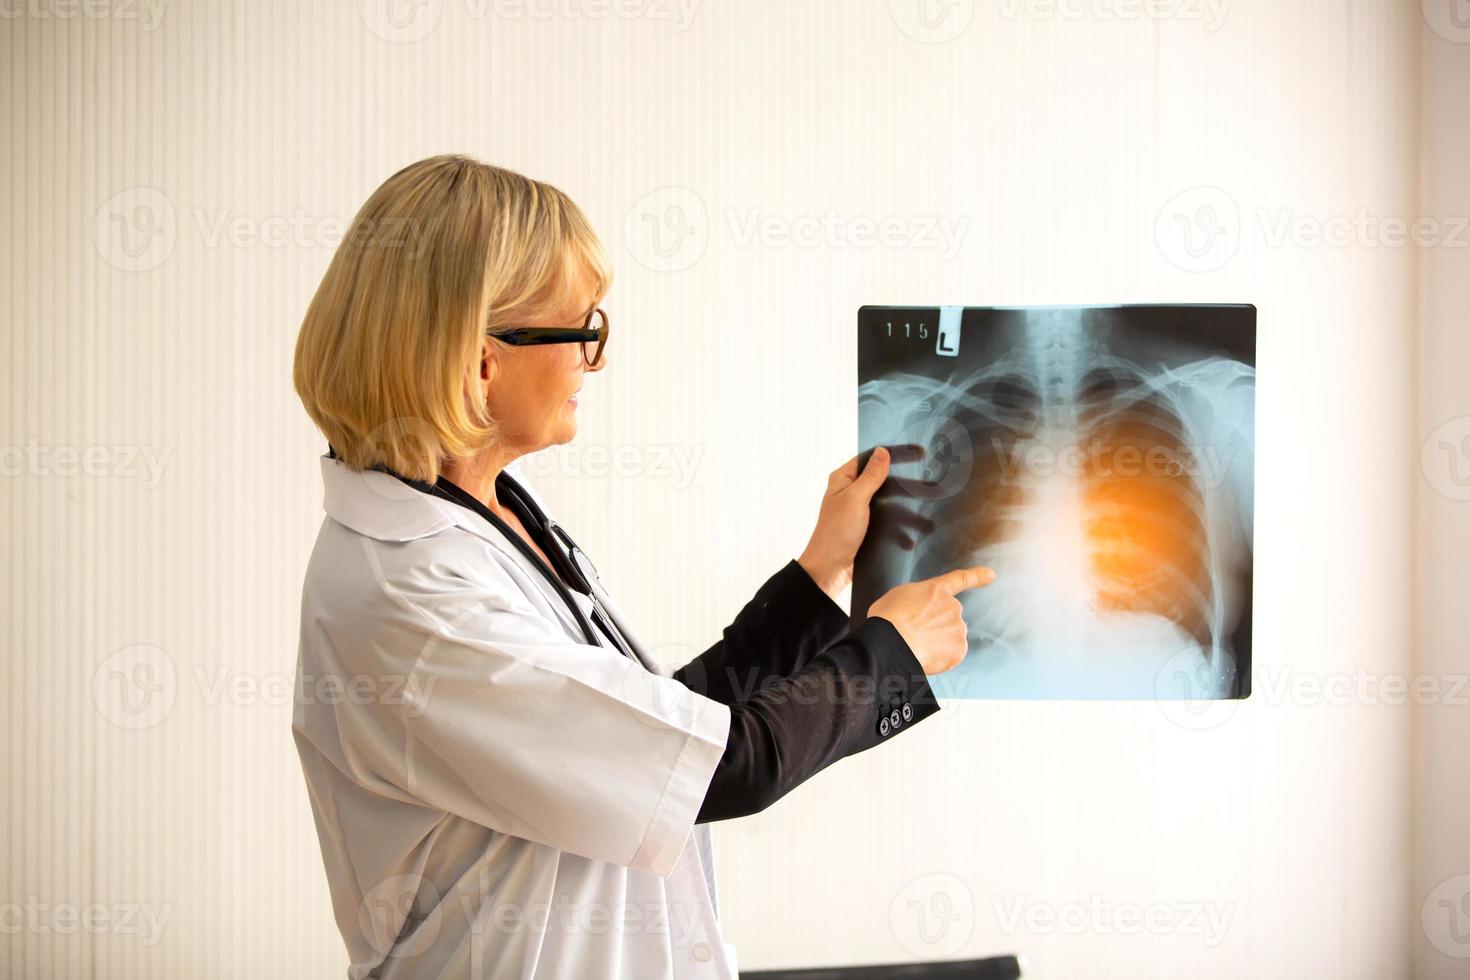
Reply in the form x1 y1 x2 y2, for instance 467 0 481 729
934 565 996 595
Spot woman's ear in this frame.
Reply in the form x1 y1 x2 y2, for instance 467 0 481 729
475 337 500 411
480 336 498 384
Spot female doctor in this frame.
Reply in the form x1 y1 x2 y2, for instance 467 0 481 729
290 154 995 980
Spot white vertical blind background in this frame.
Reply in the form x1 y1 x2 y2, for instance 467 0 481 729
0 1 1431 976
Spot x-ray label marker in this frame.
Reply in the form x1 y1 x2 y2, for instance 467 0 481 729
937 306 963 357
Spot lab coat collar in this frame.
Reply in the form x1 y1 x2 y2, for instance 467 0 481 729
319 453 545 563
320 454 463 542
318 452 664 673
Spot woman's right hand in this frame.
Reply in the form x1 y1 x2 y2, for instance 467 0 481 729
866 566 996 675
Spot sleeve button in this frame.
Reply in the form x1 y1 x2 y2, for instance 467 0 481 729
901 702 913 722
878 716 891 737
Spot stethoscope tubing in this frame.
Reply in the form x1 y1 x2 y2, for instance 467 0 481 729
444 473 640 662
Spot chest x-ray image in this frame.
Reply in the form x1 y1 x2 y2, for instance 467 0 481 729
851 305 1256 700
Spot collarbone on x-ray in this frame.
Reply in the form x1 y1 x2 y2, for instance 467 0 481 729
852 304 1256 701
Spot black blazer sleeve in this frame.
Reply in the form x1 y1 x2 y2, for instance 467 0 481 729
672 559 852 705
694 615 941 823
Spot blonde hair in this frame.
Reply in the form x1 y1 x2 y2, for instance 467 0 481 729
293 154 611 483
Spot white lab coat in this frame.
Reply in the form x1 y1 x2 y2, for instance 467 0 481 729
292 454 739 979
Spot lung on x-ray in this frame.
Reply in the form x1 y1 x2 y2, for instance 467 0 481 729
851 305 1255 700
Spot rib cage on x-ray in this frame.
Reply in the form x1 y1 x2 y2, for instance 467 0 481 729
852 306 1255 700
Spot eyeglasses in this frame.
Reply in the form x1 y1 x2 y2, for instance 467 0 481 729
488 308 609 368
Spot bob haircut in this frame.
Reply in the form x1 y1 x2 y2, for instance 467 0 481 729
293 154 611 484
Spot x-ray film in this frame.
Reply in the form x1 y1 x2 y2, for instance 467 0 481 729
851 305 1256 700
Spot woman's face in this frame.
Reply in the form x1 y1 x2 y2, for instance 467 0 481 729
482 260 606 457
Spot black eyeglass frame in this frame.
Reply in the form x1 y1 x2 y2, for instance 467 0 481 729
488 308 609 367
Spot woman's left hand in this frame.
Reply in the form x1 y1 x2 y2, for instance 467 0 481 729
796 448 894 601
